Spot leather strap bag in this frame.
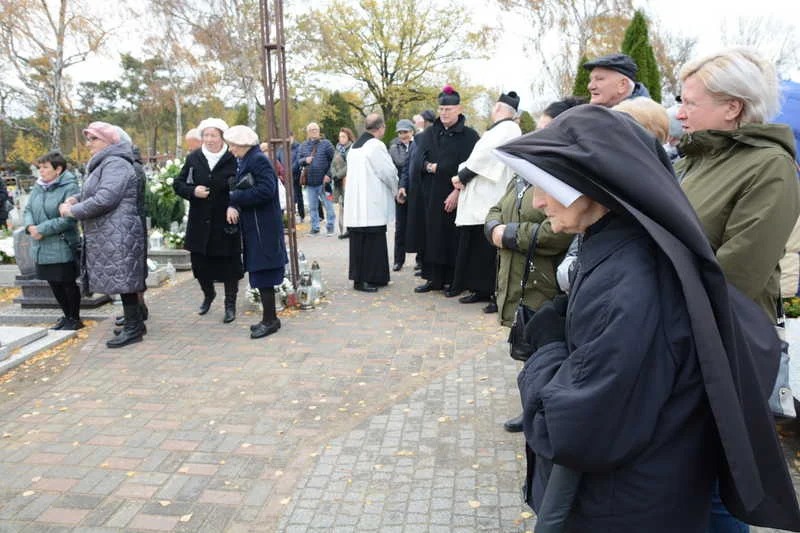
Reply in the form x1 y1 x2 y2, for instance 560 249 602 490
299 143 319 186
508 224 542 361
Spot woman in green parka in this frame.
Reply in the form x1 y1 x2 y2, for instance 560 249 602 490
24 151 83 330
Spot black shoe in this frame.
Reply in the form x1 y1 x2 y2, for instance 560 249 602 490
444 287 462 298
140 303 149 321
392 263 402 272
61 318 84 331
354 281 378 293
413 270 423 277
338 232 350 239
198 292 216 315
414 281 440 293
482 302 498 314
504 414 524 433
107 304 144 348
459 292 489 304
250 318 281 339
52 317 67 330
114 323 147 336
114 315 125 327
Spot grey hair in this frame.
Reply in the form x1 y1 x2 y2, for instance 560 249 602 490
495 101 517 118
365 113 385 131
622 76 635 99
680 47 780 124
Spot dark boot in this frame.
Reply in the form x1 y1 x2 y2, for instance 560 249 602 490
114 315 125 326
106 304 144 348
222 280 237 323
114 322 147 336
198 280 216 315
251 288 280 338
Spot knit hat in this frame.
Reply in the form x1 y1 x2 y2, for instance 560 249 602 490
583 53 638 81
197 118 230 135
421 109 436 123
396 119 415 132
83 122 120 145
438 85 460 106
498 91 520 111
223 125 259 146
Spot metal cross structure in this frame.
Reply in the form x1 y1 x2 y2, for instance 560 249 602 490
258 0 299 287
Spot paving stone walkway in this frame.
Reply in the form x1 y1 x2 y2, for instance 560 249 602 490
0 223 798 532
0 226 536 532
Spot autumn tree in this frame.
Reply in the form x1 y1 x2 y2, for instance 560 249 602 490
621 10 661 102
152 0 265 129
0 0 108 150
496 0 633 98
295 0 494 123
721 16 800 77
651 30 696 103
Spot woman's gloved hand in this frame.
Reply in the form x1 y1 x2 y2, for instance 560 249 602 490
524 295 568 351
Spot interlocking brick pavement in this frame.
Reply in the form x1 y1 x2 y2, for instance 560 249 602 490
0 223 797 532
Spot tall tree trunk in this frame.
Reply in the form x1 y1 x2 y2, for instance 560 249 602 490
49 0 68 151
174 92 183 158
247 92 257 130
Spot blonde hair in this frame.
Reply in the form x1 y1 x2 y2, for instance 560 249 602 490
680 48 779 125
613 97 670 142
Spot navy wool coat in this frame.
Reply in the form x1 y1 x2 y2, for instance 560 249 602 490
228 146 287 273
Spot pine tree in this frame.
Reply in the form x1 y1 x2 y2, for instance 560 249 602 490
320 91 355 143
572 55 591 99
621 10 662 103
518 111 536 134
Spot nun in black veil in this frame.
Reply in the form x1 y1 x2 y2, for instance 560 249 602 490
494 104 800 533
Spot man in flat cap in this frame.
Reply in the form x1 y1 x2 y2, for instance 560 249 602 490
389 119 416 271
449 91 522 311
413 85 480 294
583 53 651 108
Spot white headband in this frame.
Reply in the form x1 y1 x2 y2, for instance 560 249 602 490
493 149 583 207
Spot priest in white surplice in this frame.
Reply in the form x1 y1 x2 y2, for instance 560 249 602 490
343 114 399 292
450 92 522 312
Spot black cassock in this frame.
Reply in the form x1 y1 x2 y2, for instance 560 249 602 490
417 115 479 285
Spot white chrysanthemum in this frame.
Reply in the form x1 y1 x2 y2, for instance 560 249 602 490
166 177 174 186
150 185 158 193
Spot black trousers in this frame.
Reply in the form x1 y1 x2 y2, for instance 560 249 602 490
293 178 305 219
48 280 81 319
394 200 407 266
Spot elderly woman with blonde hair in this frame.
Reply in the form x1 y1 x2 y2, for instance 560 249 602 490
613 97 670 143
675 47 799 533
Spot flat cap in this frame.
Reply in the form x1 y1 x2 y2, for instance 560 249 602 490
223 125 259 146
396 119 415 132
421 109 436 123
583 53 638 81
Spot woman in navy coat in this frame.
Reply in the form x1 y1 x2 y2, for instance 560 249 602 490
223 126 287 339
495 105 800 532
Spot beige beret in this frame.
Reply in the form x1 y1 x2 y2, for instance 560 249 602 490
223 125 259 146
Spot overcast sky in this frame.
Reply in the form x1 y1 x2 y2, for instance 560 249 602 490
67 0 800 113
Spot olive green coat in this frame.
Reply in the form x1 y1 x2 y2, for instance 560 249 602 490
676 124 800 321
485 176 574 326
23 171 81 265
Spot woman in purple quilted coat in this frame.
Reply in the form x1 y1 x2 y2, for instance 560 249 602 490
60 122 147 349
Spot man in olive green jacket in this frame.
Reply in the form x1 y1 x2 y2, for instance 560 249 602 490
677 124 800 321
485 176 573 327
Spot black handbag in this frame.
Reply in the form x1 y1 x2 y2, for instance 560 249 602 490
508 225 541 362
230 173 255 190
